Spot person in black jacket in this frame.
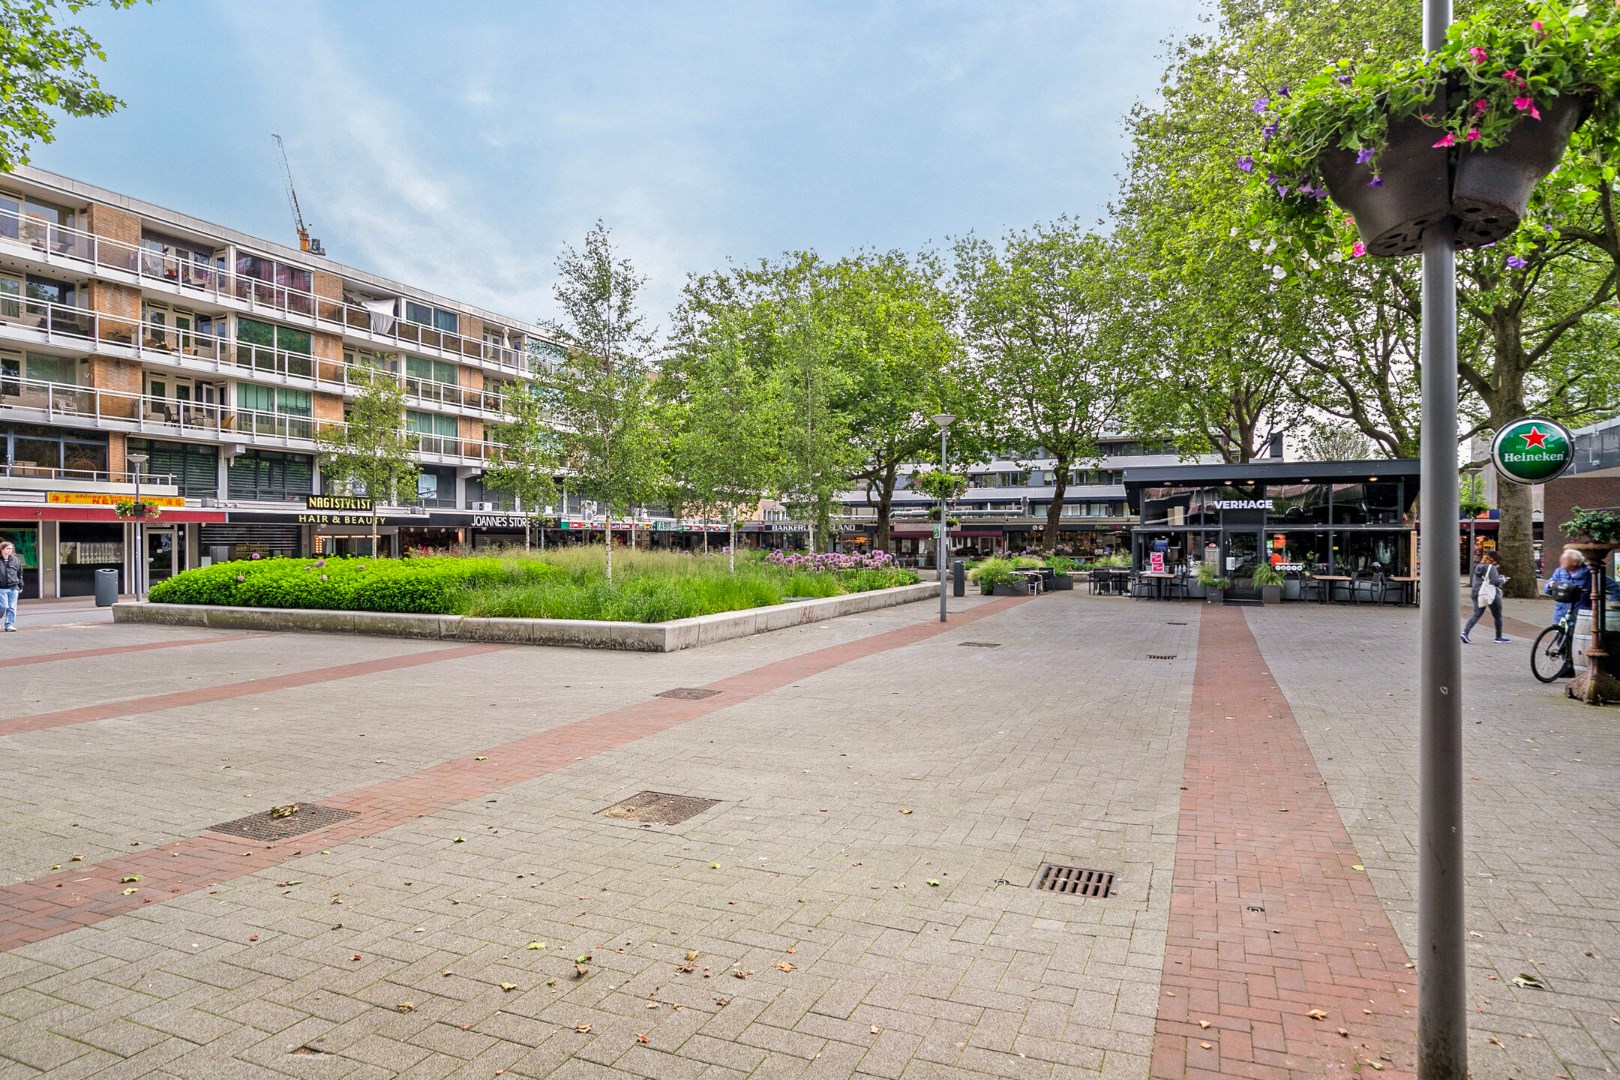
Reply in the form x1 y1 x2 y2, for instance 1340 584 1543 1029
0 540 21 631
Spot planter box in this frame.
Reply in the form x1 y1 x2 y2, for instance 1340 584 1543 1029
1282 578 1301 601
1049 574 1074 591
1187 581 1207 599
991 584 1026 597
1260 584 1282 605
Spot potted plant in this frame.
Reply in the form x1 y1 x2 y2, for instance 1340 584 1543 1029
1195 562 1228 604
113 498 161 520
1558 508 1620 704
969 557 1018 596
1046 555 1077 591
1252 562 1286 605
1246 2 1620 258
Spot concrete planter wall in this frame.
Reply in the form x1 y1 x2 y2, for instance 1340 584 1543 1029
113 581 940 653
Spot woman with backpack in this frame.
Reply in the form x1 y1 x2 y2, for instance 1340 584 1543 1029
1462 550 1510 644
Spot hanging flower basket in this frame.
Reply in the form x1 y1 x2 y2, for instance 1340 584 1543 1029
1246 1 1620 261
113 498 161 520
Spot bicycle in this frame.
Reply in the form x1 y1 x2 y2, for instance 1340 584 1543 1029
1531 580 1585 684
1531 614 1576 683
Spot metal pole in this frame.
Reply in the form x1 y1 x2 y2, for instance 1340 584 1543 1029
133 469 143 602
1418 2 1466 1074
938 425 949 623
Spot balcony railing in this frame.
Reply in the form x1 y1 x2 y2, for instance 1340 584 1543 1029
0 372 500 462
1 462 177 486
1 206 544 374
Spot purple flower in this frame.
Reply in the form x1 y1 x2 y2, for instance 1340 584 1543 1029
1276 183 1289 197
1506 255 1528 268
1355 147 1376 165
1253 97 1269 114
1277 84 1290 98
1337 74 1353 85
1367 176 1384 187
1237 154 1255 173
1261 121 1279 141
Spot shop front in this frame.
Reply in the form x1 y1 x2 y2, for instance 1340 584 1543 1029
1123 459 1422 595
1 497 227 598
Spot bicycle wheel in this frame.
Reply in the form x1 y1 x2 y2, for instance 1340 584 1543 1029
1531 625 1568 683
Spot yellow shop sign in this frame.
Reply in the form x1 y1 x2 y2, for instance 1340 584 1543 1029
46 492 186 509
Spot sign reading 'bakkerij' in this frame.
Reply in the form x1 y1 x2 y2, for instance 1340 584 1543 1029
1490 417 1575 485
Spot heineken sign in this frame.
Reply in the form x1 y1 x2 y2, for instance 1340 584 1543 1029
1490 417 1574 485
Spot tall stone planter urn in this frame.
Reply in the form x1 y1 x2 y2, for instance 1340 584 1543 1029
1565 541 1620 706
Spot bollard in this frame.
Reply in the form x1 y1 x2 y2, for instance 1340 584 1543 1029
952 559 966 598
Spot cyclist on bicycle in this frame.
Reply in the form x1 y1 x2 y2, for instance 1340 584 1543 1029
1543 548 1592 677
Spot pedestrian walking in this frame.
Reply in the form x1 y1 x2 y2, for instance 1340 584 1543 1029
1462 549 1509 644
0 541 22 632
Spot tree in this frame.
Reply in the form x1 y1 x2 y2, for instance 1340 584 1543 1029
1 0 142 172
1296 422 1373 462
953 223 1143 552
542 221 661 582
482 379 561 549
315 364 417 558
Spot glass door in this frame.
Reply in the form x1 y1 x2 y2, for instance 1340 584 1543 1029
146 526 179 584
1223 529 1262 597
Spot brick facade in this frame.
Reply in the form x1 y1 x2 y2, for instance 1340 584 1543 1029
85 203 140 247
1543 473 1620 546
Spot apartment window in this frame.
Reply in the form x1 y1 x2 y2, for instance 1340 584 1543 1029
24 275 76 309
405 356 459 386
406 410 458 438
237 317 313 378
227 449 314 501
2 423 106 476
141 232 224 285
236 255 312 294
127 439 219 500
2 193 75 242
237 384 312 419
142 302 220 354
24 353 86 387
343 347 396 372
403 300 459 335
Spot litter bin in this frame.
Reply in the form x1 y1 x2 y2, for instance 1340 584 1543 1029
952 559 966 598
94 567 120 607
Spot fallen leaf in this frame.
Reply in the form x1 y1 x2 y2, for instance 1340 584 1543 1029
685 950 700 961
926 879 940 887
898 808 913 815
351 954 362 961
248 935 259 942
715 998 729 1007
452 837 465 844
526 941 546 950
1198 1020 1210 1029
636 1033 650 1044
276 880 303 888
121 888 138 895
1307 1009 1328 1020
733 969 751 980
1337 1028 1349 1037
1351 865 1365 872
1511 973 1547 990
1488 1035 1503 1047
120 875 141 883
574 965 590 979
475 756 487 761
576 954 592 964
1200 1041 1212 1050
1469 930 1483 938
70 855 83 862
499 982 518 992
711 862 720 869
774 961 795 972
395 1002 415 1013
870 1025 881 1035
574 1024 592 1033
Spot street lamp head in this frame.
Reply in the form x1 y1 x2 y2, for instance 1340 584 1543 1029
931 413 957 431
127 453 149 465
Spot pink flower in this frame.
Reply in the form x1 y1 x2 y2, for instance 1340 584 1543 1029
1514 96 1543 119
1467 46 1488 63
1432 132 1456 148
1465 128 1482 141
1532 19 1544 33
1351 241 1367 258
1474 99 1489 115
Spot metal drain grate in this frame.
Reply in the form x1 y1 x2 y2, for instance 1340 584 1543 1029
208 805 359 842
598 791 720 825
959 641 1002 648
1033 863 1116 898
1147 654 1177 660
656 687 722 700
1167 621 1188 626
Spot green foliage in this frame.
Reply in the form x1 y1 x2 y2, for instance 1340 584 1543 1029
1196 562 1228 588
315 363 418 553
908 469 968 502
1561 507 1620 544
0 0 143 172
968 557 1017 591
1251 562 1286 586
148 550 918 624
1045 556 1077 575
482 380 561 538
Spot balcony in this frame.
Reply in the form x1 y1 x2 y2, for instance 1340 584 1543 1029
1 206 544 376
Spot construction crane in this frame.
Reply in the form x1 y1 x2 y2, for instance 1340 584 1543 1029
271 133 325 256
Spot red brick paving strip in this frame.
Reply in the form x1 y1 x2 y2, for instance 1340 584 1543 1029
1150 605 1418 1080
0 643 508 736
0 634 262 671
0 596 1028 951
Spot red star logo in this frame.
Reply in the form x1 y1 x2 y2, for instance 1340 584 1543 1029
1521 426 1549 449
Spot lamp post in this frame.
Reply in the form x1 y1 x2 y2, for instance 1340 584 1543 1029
127 452 149 601
931 413 956 623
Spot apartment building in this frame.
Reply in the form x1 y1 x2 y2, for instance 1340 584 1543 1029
835 438 1225 561
0 166 565 598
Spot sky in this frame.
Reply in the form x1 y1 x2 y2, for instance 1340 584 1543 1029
33 0 1207 329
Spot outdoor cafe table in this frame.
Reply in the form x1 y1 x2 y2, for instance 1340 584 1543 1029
1387 575 1419 605
1139 571 1178 600
1312 574 1352 603
1012 569 1045 595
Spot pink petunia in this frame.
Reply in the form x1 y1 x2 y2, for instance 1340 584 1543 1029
1465 128 1481 141
1351 242 1367 258
1474 99 1489 115
1532 19 1544 33
1433 132 1456 148
1468 46 1488 63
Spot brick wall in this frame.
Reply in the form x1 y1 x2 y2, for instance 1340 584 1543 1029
459 414 484 456
458 362 483 391
313 391 345 429
85 203 140 248
1543 474 1620 545
89 357 142 419
312 330 345 384
87 281 141 344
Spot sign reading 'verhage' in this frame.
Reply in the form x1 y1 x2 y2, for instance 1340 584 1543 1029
1490 417 1574 485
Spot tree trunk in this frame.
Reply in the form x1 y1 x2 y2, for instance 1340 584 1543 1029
604 523 613 582
1496 478 1537 598
372 511 380 559
872 462 898 553
1043 459 1070 553
729 517 737 573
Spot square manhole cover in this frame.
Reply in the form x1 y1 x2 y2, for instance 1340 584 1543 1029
209 804 359 842
656 687 722 700
1033 863 1116 898
958 641 1002 649
598 791 720 826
